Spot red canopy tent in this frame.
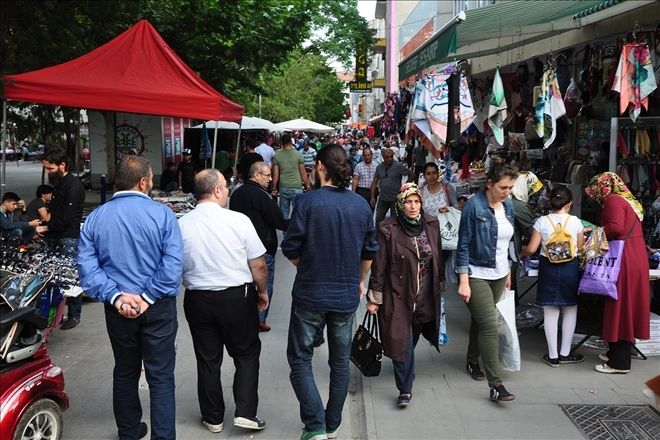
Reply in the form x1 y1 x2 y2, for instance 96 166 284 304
1 20 244 191
2 19 243 121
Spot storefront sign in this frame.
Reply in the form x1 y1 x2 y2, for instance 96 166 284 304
398 25 458 81
350 80 373 92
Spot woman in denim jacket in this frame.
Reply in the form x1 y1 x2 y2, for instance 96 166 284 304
456 164 517 402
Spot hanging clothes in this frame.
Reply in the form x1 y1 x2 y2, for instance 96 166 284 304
612 43 658 121
533 68 566 148
488 67 508 146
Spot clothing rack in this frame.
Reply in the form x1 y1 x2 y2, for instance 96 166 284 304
609 117 660 171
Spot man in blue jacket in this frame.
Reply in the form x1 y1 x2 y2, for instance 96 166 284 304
78 156 183 440
282 144 378 440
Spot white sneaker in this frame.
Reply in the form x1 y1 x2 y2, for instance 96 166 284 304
234 416 266 430
598 353 609 362
202 420 223 433
595 363 630 374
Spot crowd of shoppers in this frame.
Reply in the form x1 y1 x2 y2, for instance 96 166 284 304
6 133 654 439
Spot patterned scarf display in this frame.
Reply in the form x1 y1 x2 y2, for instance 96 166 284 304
612 43 658 122
585 172 644 221
395 183 424 236
533 68 566 148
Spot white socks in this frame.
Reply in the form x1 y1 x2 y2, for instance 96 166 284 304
543 305 578 358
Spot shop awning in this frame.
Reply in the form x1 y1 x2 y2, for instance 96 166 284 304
398 0 649 80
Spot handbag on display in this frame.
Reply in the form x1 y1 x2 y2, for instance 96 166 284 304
350 311 383 377
578 221 636 301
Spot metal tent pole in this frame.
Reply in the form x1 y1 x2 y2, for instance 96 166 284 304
211 122 219 169
233 122 243 183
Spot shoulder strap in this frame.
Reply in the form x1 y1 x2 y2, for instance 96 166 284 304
545 215 559 232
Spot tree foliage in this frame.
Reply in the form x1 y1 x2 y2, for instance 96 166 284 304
242 49 345 125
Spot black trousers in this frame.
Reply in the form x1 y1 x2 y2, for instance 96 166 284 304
183 285 261 424
606 340 632 370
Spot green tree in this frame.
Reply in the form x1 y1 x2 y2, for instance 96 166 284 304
243 49 345 125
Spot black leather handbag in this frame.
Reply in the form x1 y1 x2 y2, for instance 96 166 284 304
350 311 383 377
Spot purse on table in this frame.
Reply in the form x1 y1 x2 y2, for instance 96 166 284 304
350 311 383 377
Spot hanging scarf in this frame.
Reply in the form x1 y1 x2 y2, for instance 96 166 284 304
612 43 658 122
512 171 543 203
533 68 566 148
585 172 644 221
488 67 508 146
395 183 424 236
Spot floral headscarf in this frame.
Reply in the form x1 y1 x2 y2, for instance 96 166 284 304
585 172 643 221
512 171 543 203
395 182 424 236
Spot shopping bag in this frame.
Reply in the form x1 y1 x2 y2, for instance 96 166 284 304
496 289 521 371
438 207 461 250
438 297 448 345
350 311 383 377
581 226 609 268
578 240 623 300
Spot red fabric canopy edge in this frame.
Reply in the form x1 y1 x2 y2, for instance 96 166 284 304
2 20 243 122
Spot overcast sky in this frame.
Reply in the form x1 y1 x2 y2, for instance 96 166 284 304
357 0 376 21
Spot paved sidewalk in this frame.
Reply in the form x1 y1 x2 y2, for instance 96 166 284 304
48 257 658 440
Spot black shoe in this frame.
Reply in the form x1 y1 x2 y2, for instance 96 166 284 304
234 415 266 430
60 318 80 330
542 354 559 368
314 336 325 348
559 353 584 364
138 422 148 439
396 393 411 408
466 362 485 381
490 385 515 402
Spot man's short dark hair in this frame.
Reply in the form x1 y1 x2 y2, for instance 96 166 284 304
2 192 20 203
195 169 222 199
282 134 293 146
115 156 152 191
36 184 54 198
43 147 70 169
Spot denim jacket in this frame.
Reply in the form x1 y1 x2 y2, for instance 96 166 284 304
455 191 515 274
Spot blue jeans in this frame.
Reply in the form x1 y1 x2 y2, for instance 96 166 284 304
105 297 178 440
287 305 354 432
279 187 303 220
392 320 436 394
259 253 276 323
46 237 82 319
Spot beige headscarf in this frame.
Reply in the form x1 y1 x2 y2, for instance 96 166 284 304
512 171 543 203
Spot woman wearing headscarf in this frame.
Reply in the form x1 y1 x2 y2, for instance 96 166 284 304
366 183 444 408
584 172 650 374
456 164 518 401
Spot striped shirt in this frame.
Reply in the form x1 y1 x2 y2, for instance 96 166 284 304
353 161 377 189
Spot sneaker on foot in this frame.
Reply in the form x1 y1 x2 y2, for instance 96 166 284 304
301 428 328 440
559 353 584 364
234 416 266 430
489 385 515 402
138 422 148 439
60 318 80 330
259 322 271 332
466 362 485 381
396 393 412 407
326 424 340 439
314 336 325 348
202 419 223 433
542 354 559 368
598 353 609 362
595 363 630 374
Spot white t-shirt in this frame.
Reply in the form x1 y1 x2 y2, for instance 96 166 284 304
533 213 583 258
178 202 266 290
470 207 514 280
422 185 449 218
255 143 275 167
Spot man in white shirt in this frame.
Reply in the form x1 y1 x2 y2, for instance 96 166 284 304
255 135 275 167
178 169 269 434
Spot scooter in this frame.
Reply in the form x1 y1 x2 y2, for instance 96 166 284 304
0 270 69 440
